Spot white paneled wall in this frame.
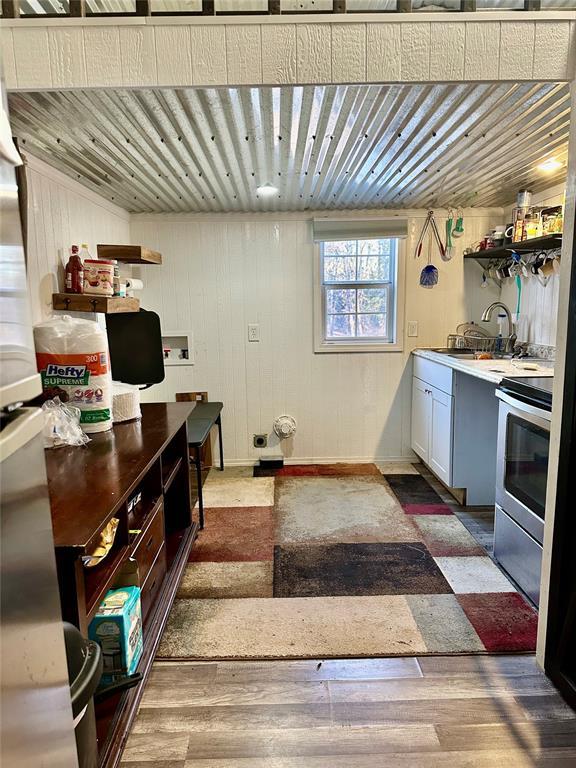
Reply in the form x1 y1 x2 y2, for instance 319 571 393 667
131 209 499 464
3 15 575 91
500 185 564 346
25 155 131 324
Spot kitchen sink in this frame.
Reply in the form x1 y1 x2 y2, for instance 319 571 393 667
431 348 514 361
431 348 472 355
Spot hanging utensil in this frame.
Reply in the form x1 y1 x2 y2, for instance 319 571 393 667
452 208 464 238
429 214 447 261
515 274 522 316
415 210 445 261
415 211 432 259
444 208 454 261
420 228 439 289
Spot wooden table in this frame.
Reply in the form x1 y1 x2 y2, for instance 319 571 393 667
45 402 197 768
187 401 224 530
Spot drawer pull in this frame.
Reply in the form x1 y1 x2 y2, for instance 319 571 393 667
146 534 154 550
150 578 156 591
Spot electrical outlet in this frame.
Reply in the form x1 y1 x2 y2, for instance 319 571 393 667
248 323 260 342
253 434 267 448
407 320 419 337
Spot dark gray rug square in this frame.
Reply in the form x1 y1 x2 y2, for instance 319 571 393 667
273 542 453 598
384 474 445 505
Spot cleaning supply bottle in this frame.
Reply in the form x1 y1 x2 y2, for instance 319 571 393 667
79 243 92 262
65 245 84 294
495 312 507 354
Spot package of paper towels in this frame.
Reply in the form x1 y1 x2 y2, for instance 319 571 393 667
34 315 113 434
112 381 141 423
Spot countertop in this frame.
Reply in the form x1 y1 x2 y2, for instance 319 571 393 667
45 402 195 549
413 348 554 385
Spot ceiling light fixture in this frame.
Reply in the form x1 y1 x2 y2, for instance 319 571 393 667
537 158 563 174
256 183 278 197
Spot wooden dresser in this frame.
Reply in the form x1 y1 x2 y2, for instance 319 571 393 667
45 402 197 768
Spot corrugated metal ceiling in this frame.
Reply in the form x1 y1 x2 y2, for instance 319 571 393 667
8 82 569 213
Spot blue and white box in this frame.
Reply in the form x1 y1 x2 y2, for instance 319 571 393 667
89 586 143 685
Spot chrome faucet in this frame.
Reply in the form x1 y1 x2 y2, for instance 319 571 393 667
481 302 517 353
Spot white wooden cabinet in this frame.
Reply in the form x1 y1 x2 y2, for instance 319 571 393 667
411 373 454 486
411 355 500 505
428 386 453 485
411 377 431 464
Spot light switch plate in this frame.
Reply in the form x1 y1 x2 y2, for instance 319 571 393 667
248 323 260 342
407 320 419 337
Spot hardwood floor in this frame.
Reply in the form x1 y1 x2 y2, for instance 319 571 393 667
121 655 576 767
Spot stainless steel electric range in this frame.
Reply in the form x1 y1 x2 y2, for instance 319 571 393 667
495 376 553 607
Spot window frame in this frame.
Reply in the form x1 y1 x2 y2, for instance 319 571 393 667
314 236 405 354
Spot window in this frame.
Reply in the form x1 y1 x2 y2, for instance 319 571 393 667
315 237 403 352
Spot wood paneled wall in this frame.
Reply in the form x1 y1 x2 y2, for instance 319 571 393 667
131 209 500 464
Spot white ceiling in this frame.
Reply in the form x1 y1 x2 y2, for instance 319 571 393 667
9 82 569 213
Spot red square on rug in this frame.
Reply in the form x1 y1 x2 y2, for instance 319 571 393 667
276 463 381 477
457 592 538 652
403 504 454 515
192 506 274 562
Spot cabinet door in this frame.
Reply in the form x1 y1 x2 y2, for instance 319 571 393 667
429 384 454 486
411 377 431 463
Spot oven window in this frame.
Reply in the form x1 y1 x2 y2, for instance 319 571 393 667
505 414 549 521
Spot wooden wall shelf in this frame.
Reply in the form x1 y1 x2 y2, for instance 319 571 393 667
52 293 140 314
97 245 162 265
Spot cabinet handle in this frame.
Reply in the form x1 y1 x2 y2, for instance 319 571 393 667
146 534 154 550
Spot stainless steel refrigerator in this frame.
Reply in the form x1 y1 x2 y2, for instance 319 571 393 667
0 81 79 768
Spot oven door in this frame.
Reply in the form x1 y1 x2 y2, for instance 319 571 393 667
495 390 551 545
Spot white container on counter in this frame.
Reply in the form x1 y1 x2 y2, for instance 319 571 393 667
34 315 113 433
84 259 114 296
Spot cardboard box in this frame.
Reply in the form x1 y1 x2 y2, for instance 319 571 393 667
89 586 143 685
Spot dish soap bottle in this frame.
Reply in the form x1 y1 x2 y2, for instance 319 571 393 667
494 312 508 354
65 245 84 294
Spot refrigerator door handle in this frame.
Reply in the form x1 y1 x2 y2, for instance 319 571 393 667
0 408 43 462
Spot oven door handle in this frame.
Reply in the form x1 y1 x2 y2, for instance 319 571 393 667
496 389 552 423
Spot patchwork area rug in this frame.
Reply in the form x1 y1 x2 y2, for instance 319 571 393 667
158 463 538 659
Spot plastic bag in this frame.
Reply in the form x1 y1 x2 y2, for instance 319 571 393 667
42 397 90 449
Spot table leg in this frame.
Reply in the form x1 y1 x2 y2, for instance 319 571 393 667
216 414 224 471
194 446 204 529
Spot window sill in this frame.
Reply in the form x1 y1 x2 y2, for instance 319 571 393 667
314 340 404 354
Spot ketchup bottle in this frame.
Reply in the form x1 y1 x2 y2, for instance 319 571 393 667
65 245 84 294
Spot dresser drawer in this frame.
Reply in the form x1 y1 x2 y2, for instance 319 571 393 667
132 501 165 585
140 544 167 624
413 356 453 395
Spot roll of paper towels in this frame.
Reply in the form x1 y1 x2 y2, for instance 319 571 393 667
112 381 141 423
124 278 144 291
34 315 113 434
